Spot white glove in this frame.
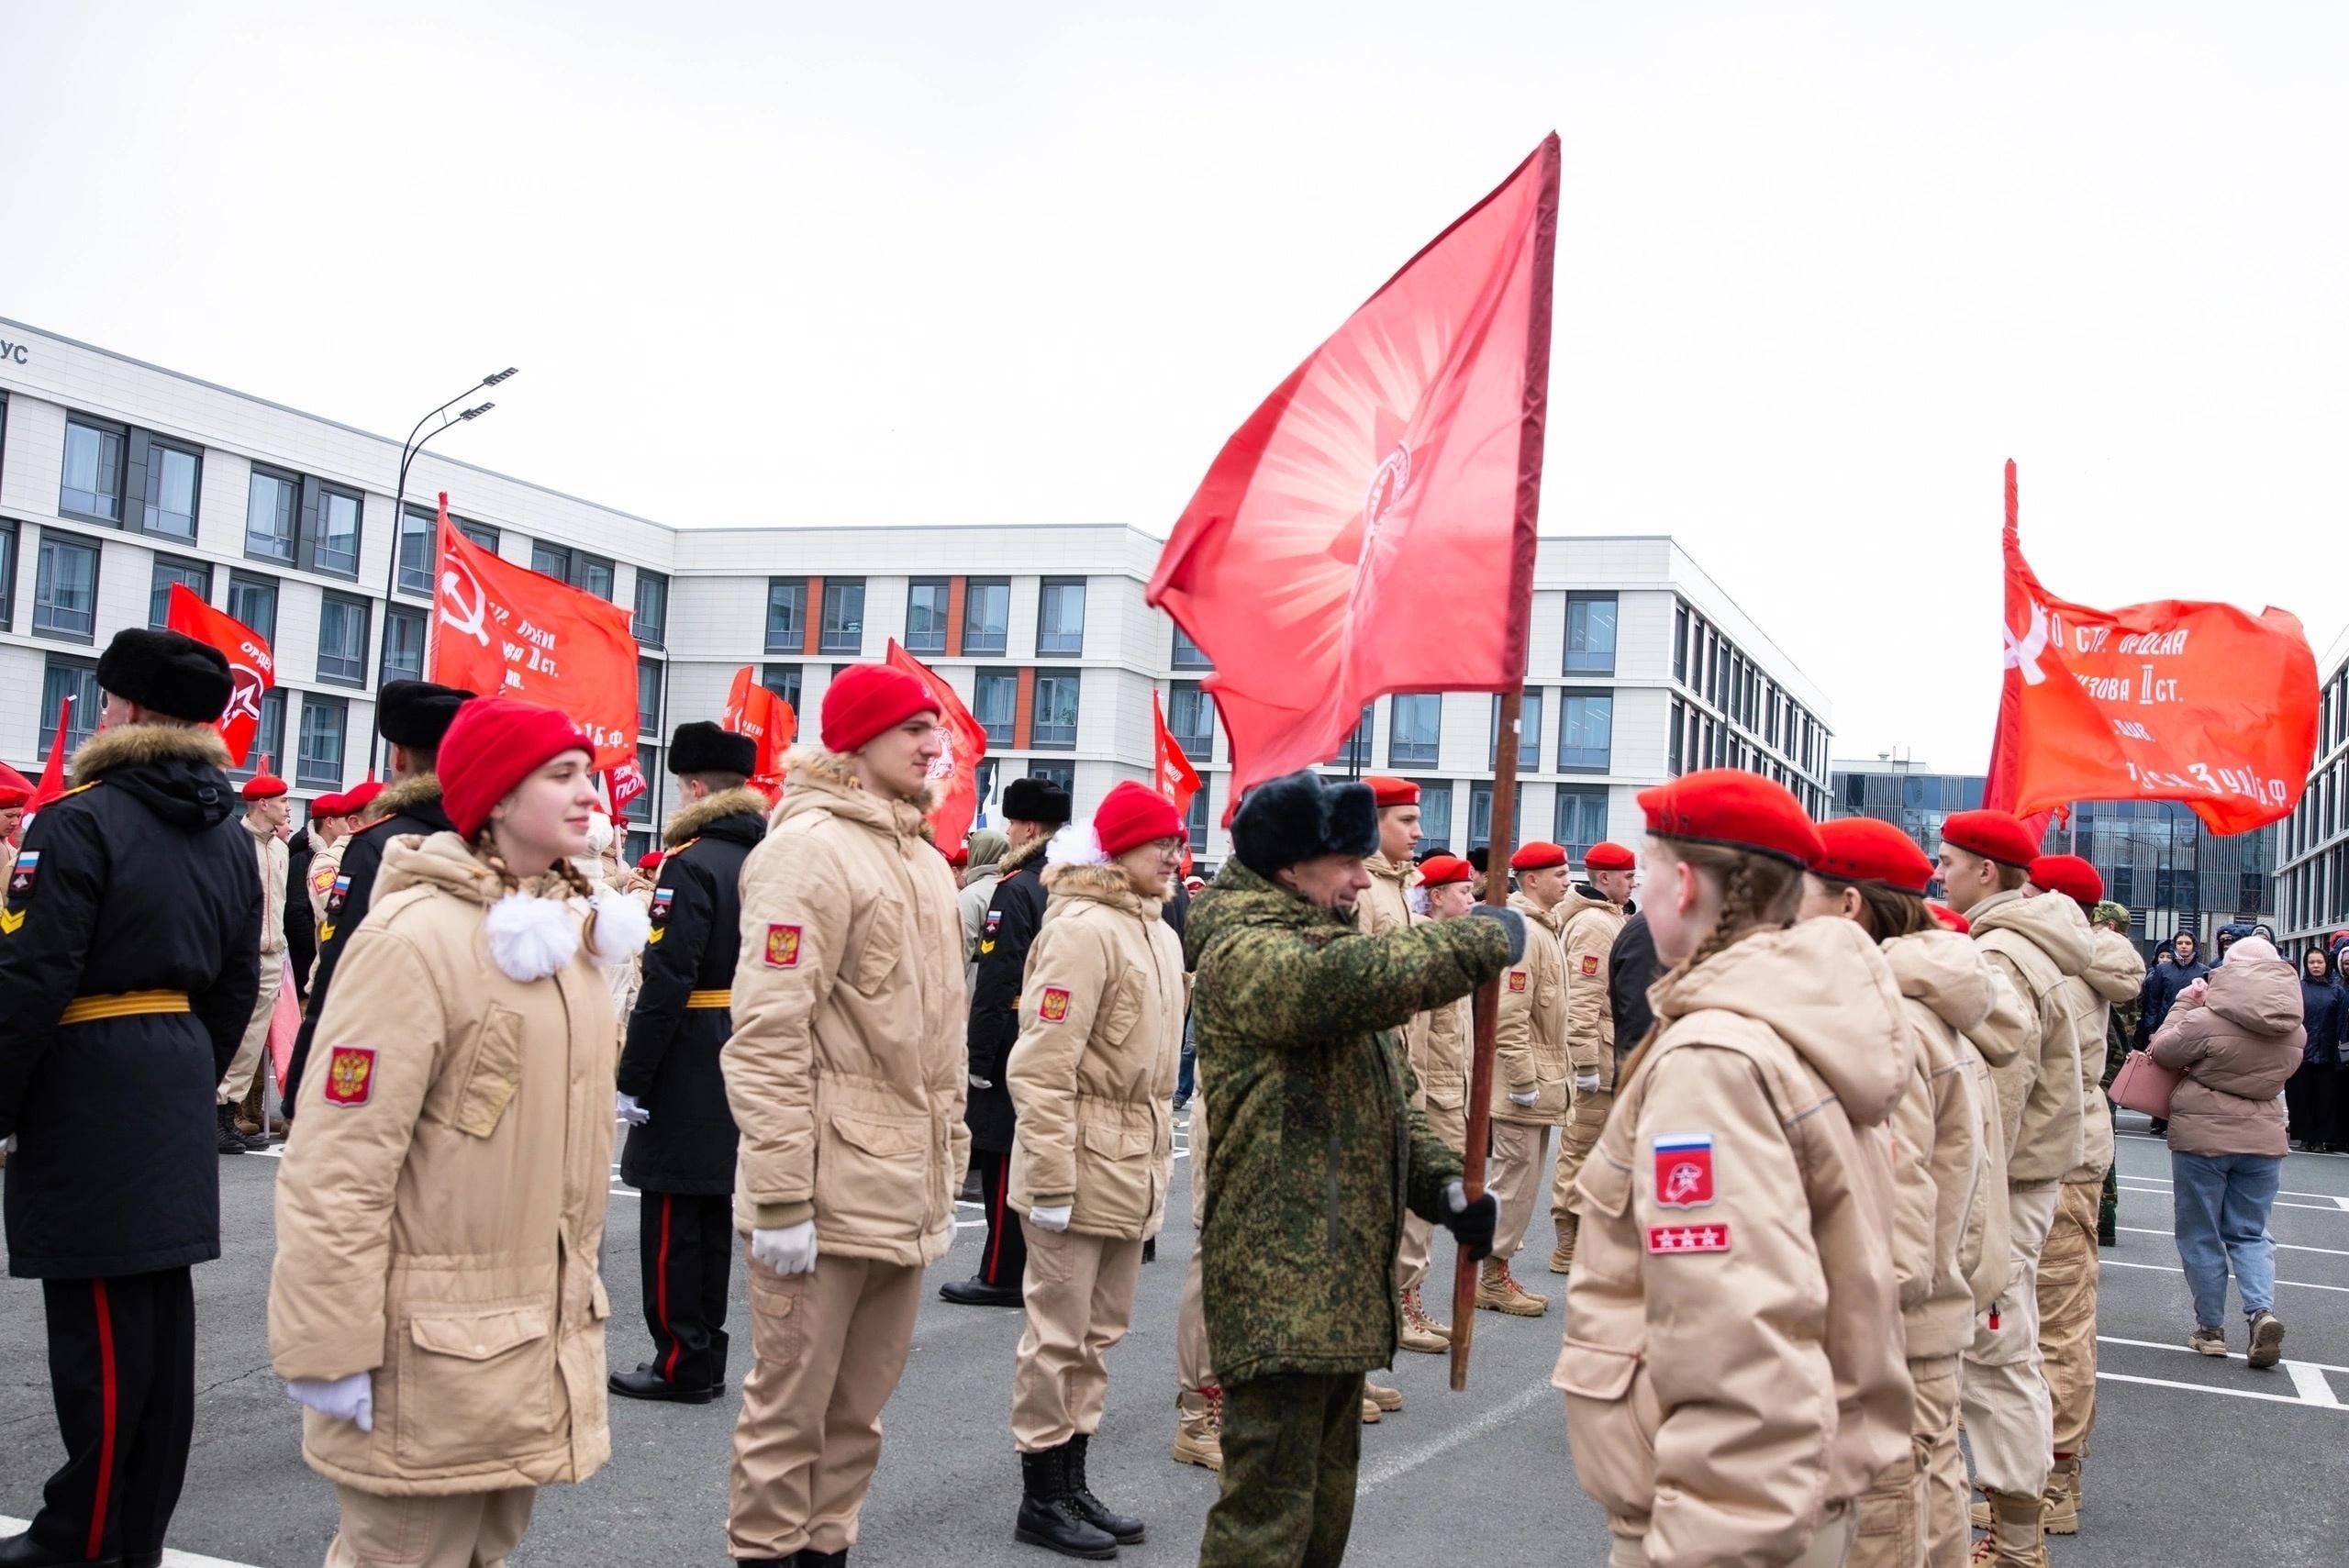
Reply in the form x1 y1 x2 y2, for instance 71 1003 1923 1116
1575 1073 1601 1093
968 1074 993 1090
1028 1204 1074 1233
1508 1089 1540 1108
616 1092 651 1126
751 1220 819 1275
285 1373 373 1431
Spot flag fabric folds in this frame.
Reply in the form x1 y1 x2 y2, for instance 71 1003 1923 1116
723 666 798 779
1152 690 1202 821
29 696 73 810
885 639 989 853
164 583 275 767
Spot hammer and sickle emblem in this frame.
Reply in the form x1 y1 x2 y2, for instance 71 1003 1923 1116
439 560 492 648
2003 600 2050 686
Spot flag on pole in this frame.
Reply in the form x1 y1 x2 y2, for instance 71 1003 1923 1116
1152 690 1202 818
885 639 989 852
28 695 73 810
1986 460 2319 837
163 583 275 766
607 762 649 818
722 665 798 778
1148 133 1559 803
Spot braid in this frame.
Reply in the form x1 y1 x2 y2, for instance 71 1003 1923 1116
1635 839 1803 1053
551 856 597 903
470 828 524 894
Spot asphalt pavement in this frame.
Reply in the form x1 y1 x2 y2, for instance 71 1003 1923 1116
3 1107 2344 1566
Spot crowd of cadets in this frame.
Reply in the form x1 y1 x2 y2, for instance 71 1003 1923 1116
0 632 2186 1568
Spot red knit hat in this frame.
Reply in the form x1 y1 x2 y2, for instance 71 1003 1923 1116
1637 769 1824 869
241 773 288 802
821 664 938 754
1094 781 1187 859
1929 902 1972 935
1939 808 2040 870
1811 817 1934 894
1364 775 1420 807
1583 841 1635 872
2029 853 2103 906
1509 840 1568 871
437 697 595 840
1418 853 1473 887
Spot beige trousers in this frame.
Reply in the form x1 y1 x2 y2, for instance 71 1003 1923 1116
1397 1094 1466 1294
728 1247 924 1560
1489 1120 1556 1262
217 951 282 1105
1013 1224 1143 1451
1961 1182 2060 1499
327 1484 534 1567
1550 1086 1613 1258
2038 1178 2103 1457
1850 1353 1961 1568
1609 1504 1857 1568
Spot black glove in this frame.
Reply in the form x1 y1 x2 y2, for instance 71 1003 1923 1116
1442 1180 1499 1262
1469 903 1527 963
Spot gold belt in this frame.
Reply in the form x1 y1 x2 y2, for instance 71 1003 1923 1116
60 990 192 1025
685 989 732 1009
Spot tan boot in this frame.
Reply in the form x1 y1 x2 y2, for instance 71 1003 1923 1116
1398 1286 1449 1353
1967 1489 2047 1567
2041 1455 2080 1536
1364 1379 1403 1412
1359 1396 1382 1424
1549 1215 1577 1273
1475 1257 1549 1317
1172 1386 1223 1471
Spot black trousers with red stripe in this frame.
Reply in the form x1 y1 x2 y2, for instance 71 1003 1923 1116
636 1191 733 1391
974 1147 1028 1288
20 1268 195 1563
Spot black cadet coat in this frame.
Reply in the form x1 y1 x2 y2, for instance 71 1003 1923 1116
965 836 1050 1153
282 773 455 1106
0 725 262 1278
284 831 318 1004
618 789 767 1194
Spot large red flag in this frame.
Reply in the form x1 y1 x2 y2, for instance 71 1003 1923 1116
1152 690 1202 818
722 665 799 779
28 696 72 809
1986 461 2318 836
884 640 988 852
164 583 274 766
429 495 641 768
1148 134 1557 801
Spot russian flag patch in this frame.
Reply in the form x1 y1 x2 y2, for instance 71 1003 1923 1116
1653 1131 1715 1209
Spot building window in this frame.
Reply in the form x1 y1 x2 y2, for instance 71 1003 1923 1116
1468 782 1523 849
1555 787 1609 860
974 670 1017 744
33 534 98 641
1328 701 1376 770
632 570 669 647
1490 690 1542 771
1186 787 1212 851
1558 692 1613 772
633 743 663 826
530 540 570 581
149 556 211 628
765 579 807 652
39 658 102 757
1032 672 1081 748
313 485 362 578
1172 624 1212 670
227 572 278 646
905 579 950 654
820 579 866 654
232 689 287 781
0 517 15 631
247 467 299 562
60 418 125 522
395 506 437 595
762 664 802 711
1167 682 1215 754
1674 603 1689 684
317 595 370 686
382 605 428 684
581 554 615 600
530 540 615 598
137 439 202 540
1038 579 1085 656
963 579 1010 656
1415 780 1454 854
296 696 348 787
459 518 499 553
1388 694 1442 766
1564 595 1617 674
1668 697 1686 777
1028 762 1074 794
638 658 663 737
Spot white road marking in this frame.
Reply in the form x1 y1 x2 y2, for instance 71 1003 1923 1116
2095 1370 2348 1411
1355 1376 1556 1493
2118 1224 2349 1258
2101 1258 2349 1295
0 1518 258 1568
2099 1333 2349 1374
2286 1360 2341 1407
2119 1181 2348 1216
2118 1174 2348 1202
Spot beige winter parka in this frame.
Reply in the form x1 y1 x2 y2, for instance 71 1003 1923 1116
1555 885 1626 1089
2149 951 2304 1159
1882 928 1993 1360
1353 853 1431 1070
1493 891 1571 1124
2062 923 2147 1184
1007 861 1186 1238
1557 917 1913 1567
268 834 618 1496
721 746 970 1264
1421 986 1473 1130
1969 887 2094 1187
246 815 289 958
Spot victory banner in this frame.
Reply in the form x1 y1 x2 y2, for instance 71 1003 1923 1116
164 583 274 766
722 665 798 779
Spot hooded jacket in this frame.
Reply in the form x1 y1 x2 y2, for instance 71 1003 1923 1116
2061 925 2147 1184
2136 952 2211 1048
1968 888 2094 1187
1881 929 1993 1359
722 747 969 1263
1556 884 1628 1089
956 827 1012 984
2149 951 2304 1158
1557 917 1912 1567
2299 965 2344 1068
269 833 618 1495
1493 891 1572 1123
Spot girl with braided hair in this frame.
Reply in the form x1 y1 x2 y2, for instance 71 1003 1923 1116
1557 771 1912 1568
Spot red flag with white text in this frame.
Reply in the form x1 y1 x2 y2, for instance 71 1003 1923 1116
429 495 641 768
885 640 988 852
1148 134 1556 803
1985 461 2319 837
723 666 799 779
607 762 648 818
164 583 274 767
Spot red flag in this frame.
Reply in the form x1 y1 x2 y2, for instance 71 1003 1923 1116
429 495 641 768
607 762 648 817
1148 134 1557 801
722 666 799 779
1152 690 1202 817
884 639 989 852
1986 460 2319 836
29 695 72 809
163 583 275 767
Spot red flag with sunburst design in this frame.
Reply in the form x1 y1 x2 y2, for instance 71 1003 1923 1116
1148 134 1556 803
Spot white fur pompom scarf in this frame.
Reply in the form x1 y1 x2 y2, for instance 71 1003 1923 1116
485 893 580 983
585 884 651 966
1044 822 1108 868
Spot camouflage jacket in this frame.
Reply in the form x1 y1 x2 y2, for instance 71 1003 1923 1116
1188 861 1512 1385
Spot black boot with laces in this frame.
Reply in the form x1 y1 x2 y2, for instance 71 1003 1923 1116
1014 1445 1118 1559
1063 1432 1144 1545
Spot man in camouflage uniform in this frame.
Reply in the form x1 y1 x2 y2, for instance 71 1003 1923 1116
1188 770 1519 1568
2091 902 2138 1246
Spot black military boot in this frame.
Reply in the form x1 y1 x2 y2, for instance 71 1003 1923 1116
1063 1432 1145 1545
941 1274 1024 1307
801 1554 848 1568
0 1529 119 1565
607 1362 719 1404
1015 1446 1118 1559
214 1103 248 1155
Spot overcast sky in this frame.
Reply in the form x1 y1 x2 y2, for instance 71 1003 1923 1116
6 2 2341 769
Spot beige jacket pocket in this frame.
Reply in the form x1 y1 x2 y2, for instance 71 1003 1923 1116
452 1007 524 1137
1556 1336 1660 1521
818 1110 929 1237
395 1307 553 1468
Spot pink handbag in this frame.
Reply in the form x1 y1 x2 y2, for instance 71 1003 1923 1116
2109 1050 2182 1118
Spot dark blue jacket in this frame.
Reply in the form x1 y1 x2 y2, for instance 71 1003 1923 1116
2137 957 2211 1049
2299 974 2344 1067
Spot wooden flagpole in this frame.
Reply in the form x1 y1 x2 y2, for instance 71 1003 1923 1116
1450 687 1521 1390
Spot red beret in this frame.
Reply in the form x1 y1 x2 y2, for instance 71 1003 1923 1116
342 780 384 817
637 850 665 873
1095 780 1187 859
311 791 346 817
1509 840 1568 871
1810 817 1934 894
1364 775 1420 807
1939 808 2040 870
821 664 938 754
2029 853 2103 906
241 773 288 802
1583 840 1635 872
1418 853 1474 887
945 846 970 868
1637 768 1824 869
0 784 30 810
438 697 595 840
1928 902 1972 935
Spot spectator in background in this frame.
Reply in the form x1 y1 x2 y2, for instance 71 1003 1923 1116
1607 909 1660 1067
957 827 1010 989
2288 945 2343 1153
2138 929 2210 1137
0 782 25 848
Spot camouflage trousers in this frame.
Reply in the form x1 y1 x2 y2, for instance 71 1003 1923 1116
2038 1179 2104 1456
1197 1372 1365 1568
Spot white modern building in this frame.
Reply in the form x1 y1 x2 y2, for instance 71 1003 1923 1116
2273 620 2349 943
0 317 1833 867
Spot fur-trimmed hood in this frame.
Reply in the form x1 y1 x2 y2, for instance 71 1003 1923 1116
774 744 934 840
998 832 1050 877
364 771 442 825
1041 859 1163 919
69 721 230 781
664 784 771 848
66 722 238 831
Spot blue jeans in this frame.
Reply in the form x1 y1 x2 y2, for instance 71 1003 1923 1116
1175 1012 1197 1101
2171 1151 2281 1326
